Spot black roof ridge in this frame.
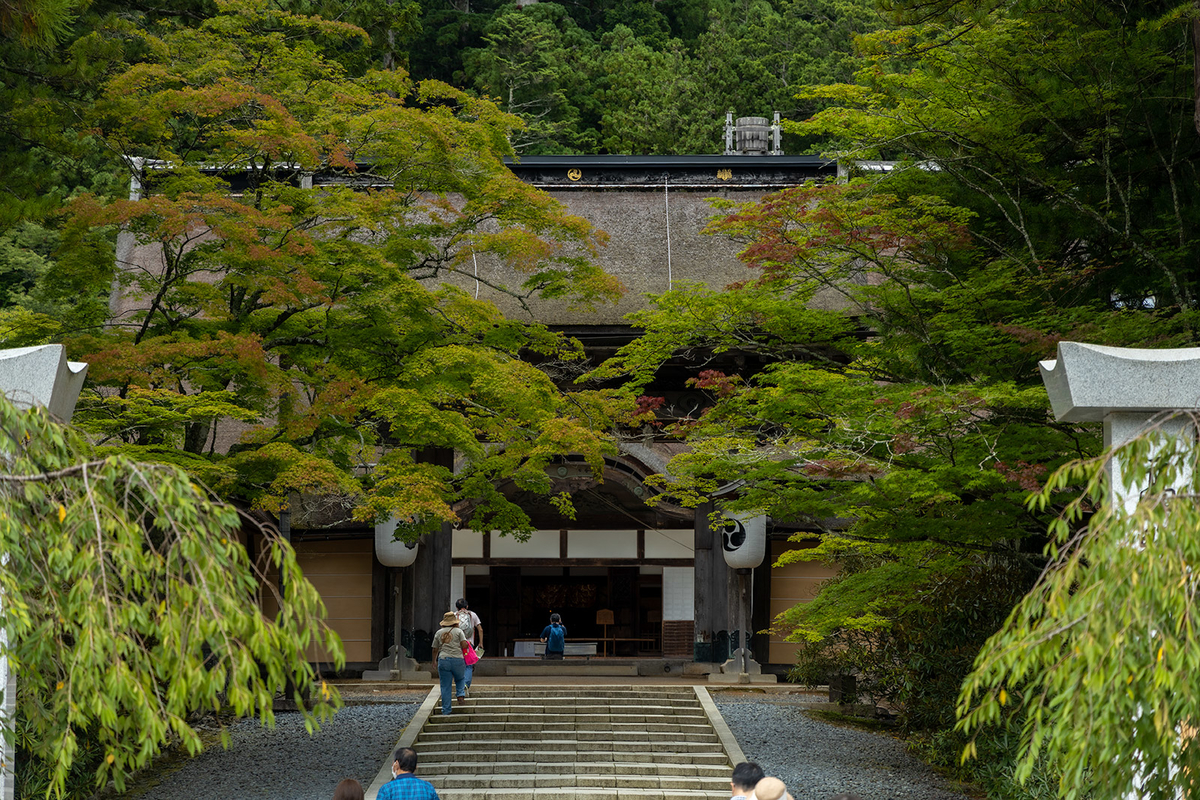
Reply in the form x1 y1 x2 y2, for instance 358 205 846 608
505 154 833 166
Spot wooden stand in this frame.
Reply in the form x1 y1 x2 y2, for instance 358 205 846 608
596 608 614 657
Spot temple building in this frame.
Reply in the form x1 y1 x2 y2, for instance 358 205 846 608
116 141 846 677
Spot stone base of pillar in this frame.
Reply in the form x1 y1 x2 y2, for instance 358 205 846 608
361 646 430 681
719 649 762 675
707 649 776 683
707 671 777 684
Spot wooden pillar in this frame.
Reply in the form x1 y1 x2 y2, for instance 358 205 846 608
410 447 455 636
399 562 415 634
371 555 388 662
411 525 452 633
693 502 731 661
752 543 773 664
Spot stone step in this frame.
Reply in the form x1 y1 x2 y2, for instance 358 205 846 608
462 690 696 699
423 712 709 724
417 735 720 749
411 760 732 777
444 707 703 718
428 775 730 791
415 723 719 739
432 790 727 800
412 737 722 752
465 688 695 694
366 686 743 800
458 696 698 704
505 665 639 677
421 721 716 734
469 698 700 705
439 708 703 719
415 751 733 766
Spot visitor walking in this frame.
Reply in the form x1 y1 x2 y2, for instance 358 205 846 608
431 611 469 714
376 747 440 800
332 779 364 800
539 612 567 660
729 761 764 800
753 777 794 800
455 598 483 695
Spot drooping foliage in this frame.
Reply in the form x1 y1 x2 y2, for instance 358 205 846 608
0 396 339 797
960 422 1200 800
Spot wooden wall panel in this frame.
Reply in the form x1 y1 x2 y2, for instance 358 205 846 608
287 539 374 664
767 540 838 665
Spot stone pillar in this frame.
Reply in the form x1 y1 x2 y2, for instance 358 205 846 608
0 346 88 800
1040 341 1200 800
1040 341 1200 502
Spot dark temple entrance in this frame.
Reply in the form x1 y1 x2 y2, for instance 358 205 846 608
469 566 663 657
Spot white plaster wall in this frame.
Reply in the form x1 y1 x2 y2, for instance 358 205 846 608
568 530 637 558
644 529 694 558
662 567 695 621
450 566 464 607
452 529 484 558
490 530 560 558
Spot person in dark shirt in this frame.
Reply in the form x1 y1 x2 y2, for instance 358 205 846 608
539 613 567 660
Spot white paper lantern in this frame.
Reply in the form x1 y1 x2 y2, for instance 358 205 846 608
720 512 766 569
375 517 420 567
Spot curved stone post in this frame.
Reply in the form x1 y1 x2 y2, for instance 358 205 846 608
0 346 88 800
1040 341 1200 800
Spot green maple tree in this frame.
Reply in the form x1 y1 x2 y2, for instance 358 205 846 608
593 179 1090 745
51 0 624 537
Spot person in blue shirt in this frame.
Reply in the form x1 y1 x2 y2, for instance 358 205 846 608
539 613 567 660
376 747 440 800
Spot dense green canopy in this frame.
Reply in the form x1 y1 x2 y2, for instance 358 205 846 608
7 0 1200 796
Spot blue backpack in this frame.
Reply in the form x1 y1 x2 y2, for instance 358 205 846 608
547 623 566 652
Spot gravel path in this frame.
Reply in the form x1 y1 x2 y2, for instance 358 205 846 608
116 689 968 800
717 699 970 800
118 700 425 800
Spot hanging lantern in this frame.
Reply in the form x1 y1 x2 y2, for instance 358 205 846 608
375 517 420 567
720 512 766 569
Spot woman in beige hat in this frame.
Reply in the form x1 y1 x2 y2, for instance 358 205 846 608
752 777 793 800
431 610 470 715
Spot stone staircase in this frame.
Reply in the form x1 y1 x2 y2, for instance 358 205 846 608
369 686 744 800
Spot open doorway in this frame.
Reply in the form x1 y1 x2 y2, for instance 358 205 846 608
470 566 663 657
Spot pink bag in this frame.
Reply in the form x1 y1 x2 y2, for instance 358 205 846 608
463 644 480 666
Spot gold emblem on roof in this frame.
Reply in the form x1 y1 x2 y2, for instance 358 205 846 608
567 168 582 181
717 168 732 181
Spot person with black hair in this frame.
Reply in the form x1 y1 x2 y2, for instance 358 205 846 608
730 761 764 800
539 612 567 660
377 747 439 800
